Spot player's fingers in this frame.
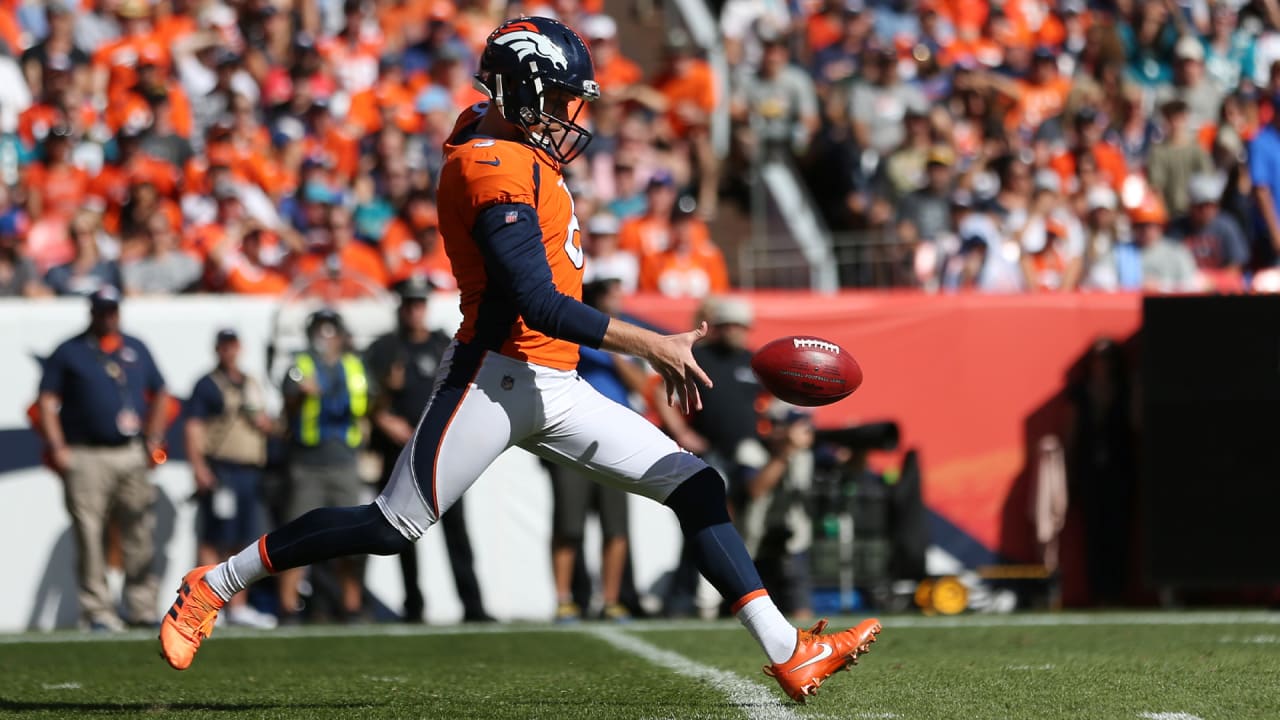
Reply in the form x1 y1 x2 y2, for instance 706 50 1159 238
687 359 713 389
685 377 703 413
662 371 677 407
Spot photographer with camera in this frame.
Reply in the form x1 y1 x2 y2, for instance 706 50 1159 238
738 402 817 619
185 328 278 628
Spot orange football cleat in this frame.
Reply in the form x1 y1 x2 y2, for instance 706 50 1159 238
763 617 882 703
159 565 225 670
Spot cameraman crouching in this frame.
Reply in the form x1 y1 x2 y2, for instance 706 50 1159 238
738 401 815 619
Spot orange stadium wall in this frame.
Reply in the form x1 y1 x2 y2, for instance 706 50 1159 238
624 291 1144 602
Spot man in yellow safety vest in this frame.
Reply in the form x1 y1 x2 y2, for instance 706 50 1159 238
279 308 369 622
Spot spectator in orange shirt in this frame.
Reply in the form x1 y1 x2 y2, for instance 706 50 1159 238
306 99 361 182
23 126 89 222
985 47 1072 132
319 0 384 95
185 182 248 263
381 191 453 289
296 203 389 289
213 226 292 296
618 170 679 259
579 15 641 96
618 171 715 261
18 56 89 148
93 128 182 231
346 55 418 136
652 30 717 141
638 198 728 297
130 48 194 139
92 0 168 104
651 30 720 216
805 0 852 57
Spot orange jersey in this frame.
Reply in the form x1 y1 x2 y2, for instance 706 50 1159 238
638 245 729 297
381 218 455 288
437 104 585 371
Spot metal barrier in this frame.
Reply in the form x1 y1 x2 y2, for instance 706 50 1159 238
736 229 915 290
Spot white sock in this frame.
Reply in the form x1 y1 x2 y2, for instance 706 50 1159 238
204 538 270 603
736 594 797 664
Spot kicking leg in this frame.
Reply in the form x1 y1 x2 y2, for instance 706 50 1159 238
528 376 881 702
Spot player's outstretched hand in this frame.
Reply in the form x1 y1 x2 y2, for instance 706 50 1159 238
648 321 714 415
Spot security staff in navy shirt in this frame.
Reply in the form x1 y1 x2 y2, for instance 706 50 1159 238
184 329 278 629
364 276 494 623
36 286 169 631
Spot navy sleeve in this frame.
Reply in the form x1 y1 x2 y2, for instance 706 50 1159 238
187 376 223 419
472 203 610 348
134 340 165 393
38 342 69 395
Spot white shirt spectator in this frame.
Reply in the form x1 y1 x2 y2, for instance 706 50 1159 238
0 53 32 133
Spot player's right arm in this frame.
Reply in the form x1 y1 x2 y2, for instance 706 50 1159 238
472 202 712 413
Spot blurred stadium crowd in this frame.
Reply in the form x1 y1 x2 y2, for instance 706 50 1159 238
3 0 1280 299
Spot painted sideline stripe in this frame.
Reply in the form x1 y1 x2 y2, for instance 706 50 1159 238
1137 712 1205 720
586 626 802 720
2 611 1278 645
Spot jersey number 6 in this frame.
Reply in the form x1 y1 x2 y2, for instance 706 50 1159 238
559 178 584 269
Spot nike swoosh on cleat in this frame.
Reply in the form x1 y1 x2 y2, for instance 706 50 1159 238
789 642 834 673
477 157 501 166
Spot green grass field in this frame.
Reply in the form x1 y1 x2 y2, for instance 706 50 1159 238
2 613 1278 719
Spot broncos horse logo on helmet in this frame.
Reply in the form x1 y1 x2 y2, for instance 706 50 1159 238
475 17 600 165
492 29 570 70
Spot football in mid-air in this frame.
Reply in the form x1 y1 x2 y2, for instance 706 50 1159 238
750 336 863 407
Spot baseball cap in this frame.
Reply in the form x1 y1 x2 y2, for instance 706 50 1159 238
215 328 239 345
302 182 339 205
581 14 618 41
392 275 435 301
426 0 455 22
587 213 621 235
927 146 955 167
1188 173 1223 205
1175 35 1204 62
647 170 676 190
704 296 754 327
415 86 452 115
1034 169 1062 194
90 285 122 310
1086 186 1118 212
117 0 151 19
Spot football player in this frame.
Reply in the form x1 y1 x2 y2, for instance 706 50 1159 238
159 17 880 703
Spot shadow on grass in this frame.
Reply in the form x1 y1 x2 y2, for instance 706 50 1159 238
0 698 377 714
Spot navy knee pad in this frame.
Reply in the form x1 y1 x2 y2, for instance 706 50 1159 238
664 467 731 536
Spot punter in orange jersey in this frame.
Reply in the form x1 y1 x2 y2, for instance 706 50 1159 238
157 17 882 703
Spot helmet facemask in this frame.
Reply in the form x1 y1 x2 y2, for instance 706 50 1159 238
482 70 600 165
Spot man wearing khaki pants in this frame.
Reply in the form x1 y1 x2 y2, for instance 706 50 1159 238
37 286 170 631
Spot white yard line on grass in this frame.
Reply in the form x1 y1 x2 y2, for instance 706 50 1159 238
1137 713 1205 720
586 626 802 720
3 611 1278 645
1218 634 1278 644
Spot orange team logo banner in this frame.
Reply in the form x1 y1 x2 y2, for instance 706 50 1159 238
623 291 1142 573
